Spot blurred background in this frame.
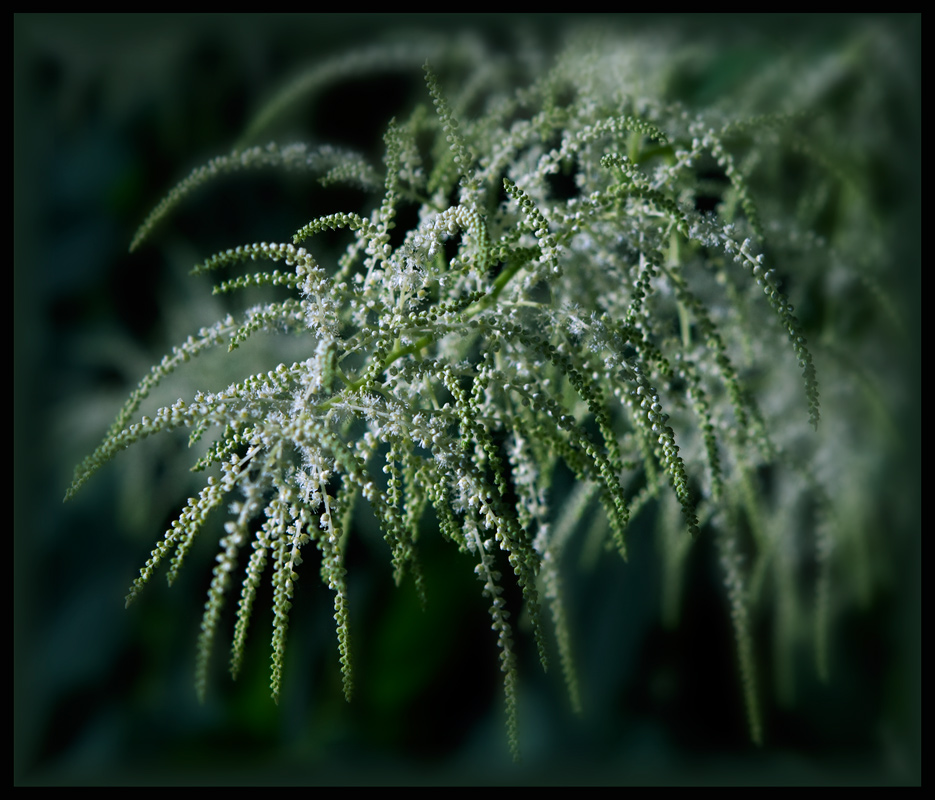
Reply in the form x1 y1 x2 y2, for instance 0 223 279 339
15 13 920 785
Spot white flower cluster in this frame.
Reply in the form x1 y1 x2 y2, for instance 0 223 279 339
67 22 902 763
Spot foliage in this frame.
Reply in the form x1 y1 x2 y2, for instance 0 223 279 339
65 23 907 762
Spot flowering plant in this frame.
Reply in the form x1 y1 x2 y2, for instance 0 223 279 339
66 23 907 761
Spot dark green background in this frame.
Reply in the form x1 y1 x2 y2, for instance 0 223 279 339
15 13 920 785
